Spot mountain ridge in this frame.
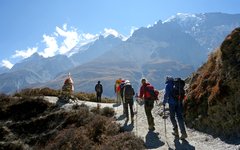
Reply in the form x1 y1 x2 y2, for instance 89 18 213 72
0 12 240 96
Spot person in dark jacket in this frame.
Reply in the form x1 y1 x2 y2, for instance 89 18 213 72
122 80 135 124
95 81 103 102
119 79 126 115
163 76 187 139
139 78 155 131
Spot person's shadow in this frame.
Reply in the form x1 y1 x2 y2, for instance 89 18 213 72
124 122 134 132
145 130 165 149
116 114 126 121
120 122 134 132
174 138 195 150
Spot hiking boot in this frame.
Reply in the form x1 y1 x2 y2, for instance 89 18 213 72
172 129 179 138
148 124 155 131
180 132 188 140
148 126 155 131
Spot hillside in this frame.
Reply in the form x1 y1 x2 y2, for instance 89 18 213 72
0 94 144 150
184 27 240 140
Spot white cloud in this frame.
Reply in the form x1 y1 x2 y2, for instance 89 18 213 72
1 59 14 69
79 33 99 46
103 28 120 37
63 23 67 30
56 25 80 55
12 47 38 59
81 33 98 41
39 34 58 57
38 24 99 57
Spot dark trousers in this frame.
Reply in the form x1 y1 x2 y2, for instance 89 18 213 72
96 92 102 102
123 99 134 119
169 101 186 134
144 99 154 127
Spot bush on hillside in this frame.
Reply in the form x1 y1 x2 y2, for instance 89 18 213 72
185 28 240 139
13 88 60 97
90 105 115 117
0 96 145 149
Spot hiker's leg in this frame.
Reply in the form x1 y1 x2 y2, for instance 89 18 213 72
124 102 129 118
176 102 187 135
144 105 154 129
121 97 125 114
169 104 178 131
96 94 98 102
144 105 151 126
129 99 134 120
149 106 154 127
99 93 102 102
117 92 121 104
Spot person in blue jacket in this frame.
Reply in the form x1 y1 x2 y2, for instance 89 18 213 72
163 76 187 139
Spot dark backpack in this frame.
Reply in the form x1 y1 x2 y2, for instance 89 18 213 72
172 78 185 100
124 84 134 99
96 84 102 93
145 84 159 100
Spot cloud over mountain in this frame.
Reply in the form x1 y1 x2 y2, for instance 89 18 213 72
1 60 13 69
1 12 240 97
12 47 38 59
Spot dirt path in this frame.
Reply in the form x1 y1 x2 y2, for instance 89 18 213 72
113 100 239 150
44 96 239 150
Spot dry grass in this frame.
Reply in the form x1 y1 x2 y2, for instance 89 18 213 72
0 96 144 149
185 28 240 139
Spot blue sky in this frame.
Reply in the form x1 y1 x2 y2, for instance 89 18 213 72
0 0 239 68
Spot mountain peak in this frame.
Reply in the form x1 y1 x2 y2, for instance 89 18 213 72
102 28 125 40
163 12 203 24
22 52 43 62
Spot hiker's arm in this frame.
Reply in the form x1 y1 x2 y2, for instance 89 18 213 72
163 84 170 105
139 86 144 99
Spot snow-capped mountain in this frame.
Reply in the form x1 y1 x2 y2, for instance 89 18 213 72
10 53 74 81
70 34 123 65
164 12 240 51
1 12 240 96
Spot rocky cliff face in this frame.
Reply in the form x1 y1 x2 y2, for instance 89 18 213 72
185 28 240 138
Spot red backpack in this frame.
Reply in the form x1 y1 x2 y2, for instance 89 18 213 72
145 84 159 100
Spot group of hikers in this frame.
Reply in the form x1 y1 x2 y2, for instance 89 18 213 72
114 77 188 140
61 73 187 140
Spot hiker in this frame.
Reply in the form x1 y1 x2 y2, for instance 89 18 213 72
120 79 126 115
163 76 188 139
114 78 122 104
62 73 74 96
122 80 135 124
138 78 155 131
95 81 103 102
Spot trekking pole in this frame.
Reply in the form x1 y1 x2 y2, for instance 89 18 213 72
135 94 138 136
163 105 170 147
